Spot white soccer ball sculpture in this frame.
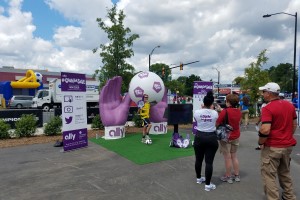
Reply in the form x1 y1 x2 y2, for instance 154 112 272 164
35 72 43 82
128 71 165 104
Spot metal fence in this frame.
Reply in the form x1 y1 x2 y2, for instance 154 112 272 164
43 111 55 124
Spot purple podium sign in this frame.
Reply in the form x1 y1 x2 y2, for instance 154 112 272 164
61 72 88 151
63 128 88 152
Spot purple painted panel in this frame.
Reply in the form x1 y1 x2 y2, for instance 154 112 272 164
63 128 88 151
193 81 213 95
61 72 86 92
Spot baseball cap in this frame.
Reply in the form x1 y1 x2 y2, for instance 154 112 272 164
258 82 280 93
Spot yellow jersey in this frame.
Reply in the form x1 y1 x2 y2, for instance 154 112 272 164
139 102 150 119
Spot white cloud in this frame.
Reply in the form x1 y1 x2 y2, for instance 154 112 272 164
0 0 299 86
53 26 82 46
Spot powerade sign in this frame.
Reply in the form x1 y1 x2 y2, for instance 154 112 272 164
61 72 87 152
0 109 43 128
61 72 86 92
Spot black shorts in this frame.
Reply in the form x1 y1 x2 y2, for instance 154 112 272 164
142 118 151 127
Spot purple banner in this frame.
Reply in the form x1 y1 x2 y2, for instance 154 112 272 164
193 81 213 95
63 128 88 151
61 72 86 92
193 81 213 134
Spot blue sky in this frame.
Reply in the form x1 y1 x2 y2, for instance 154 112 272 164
0 0 299 84
0 0 118 41
21 0 79 40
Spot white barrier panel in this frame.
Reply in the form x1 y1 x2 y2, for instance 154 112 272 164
103 125 125 140
149 122 168 135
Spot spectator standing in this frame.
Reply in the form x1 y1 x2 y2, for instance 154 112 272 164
216 94 242 184
292 92 298 109
181 96 186 104
193 91 219 192
239 91 250 129
173 96 177 104
187 97 192 104
258 82 297 200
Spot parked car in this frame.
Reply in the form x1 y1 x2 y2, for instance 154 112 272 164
8 95 34 109
215 96 226 108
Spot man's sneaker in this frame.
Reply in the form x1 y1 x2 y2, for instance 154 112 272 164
196 177 206 184
141 138 146 143
204 183 216 191
220 175 233 184
145 135 151 140
234 175 240 182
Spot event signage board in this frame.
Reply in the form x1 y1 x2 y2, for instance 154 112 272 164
61 72 87 151
192 81 213 133
0 109 43 128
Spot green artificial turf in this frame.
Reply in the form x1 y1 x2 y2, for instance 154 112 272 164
90 132 194 165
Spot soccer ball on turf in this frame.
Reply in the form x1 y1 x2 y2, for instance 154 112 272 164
145 139 152 145
128 71 165 104
35 72 43 82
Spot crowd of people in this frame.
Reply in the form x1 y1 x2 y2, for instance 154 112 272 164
172 95 192 104
192 82 297 200
137 82 297 199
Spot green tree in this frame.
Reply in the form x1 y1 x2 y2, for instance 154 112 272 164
175 76 187 95
268 63 293 92
167 79 185 95
233 77 244 85
185 74 202 96
150 63 172 83
177 76 187 85
240 49 270 102
93 5 139 93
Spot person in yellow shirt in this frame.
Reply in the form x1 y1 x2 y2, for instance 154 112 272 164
138 94 152 143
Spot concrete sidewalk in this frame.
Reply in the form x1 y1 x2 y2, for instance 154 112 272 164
0 124 299 200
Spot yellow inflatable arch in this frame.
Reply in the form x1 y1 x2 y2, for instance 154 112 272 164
10 70 41 89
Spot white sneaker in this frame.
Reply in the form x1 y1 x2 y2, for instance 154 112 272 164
182 139 190 148
176 139 183 148
205 183 216 191
196 177 206 184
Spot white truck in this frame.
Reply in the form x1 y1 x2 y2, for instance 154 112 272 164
32 79 99 111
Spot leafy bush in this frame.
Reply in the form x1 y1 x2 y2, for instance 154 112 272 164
248 106 256 118
44 116 62 136
15 114 37 137
132 112 143 127
0 119 11 139
91 114 104 130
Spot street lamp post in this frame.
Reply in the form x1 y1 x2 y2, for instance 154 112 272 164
263 12 297 98
149 45 160 71
212 67 220 95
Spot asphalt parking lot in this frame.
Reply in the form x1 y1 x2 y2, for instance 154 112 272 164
0 124 299 200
